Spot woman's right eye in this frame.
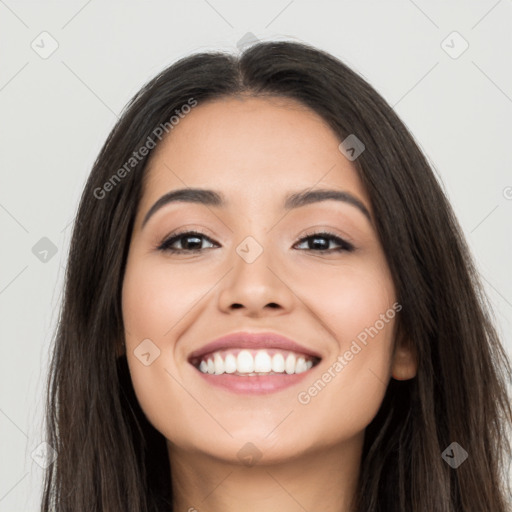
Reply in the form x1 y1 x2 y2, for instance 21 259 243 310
157 231 218 253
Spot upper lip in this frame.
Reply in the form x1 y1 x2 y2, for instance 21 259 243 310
187 331 323 363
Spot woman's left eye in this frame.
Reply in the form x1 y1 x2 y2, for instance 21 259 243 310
157 230 354 254
293 231 354 253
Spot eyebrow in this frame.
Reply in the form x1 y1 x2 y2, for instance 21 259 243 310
141 187 372 228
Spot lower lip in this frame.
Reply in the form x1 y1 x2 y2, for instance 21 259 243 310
192 366 315 394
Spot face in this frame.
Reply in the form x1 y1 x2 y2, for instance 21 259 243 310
121 95 416 464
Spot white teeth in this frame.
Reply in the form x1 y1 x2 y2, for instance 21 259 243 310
285 353 296 374
254 351 272 372
197 349 317 376
213 352 225 375
271 353 285 372
224 353 237 374
296 356 307 374
237 350 254 373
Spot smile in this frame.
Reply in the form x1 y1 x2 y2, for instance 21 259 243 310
191 348 320 376
187 331 323 394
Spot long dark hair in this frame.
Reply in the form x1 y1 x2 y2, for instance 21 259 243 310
41 40 512 511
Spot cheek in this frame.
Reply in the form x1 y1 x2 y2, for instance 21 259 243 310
302 257 395 347
122 259 209 340
121 256 229 442
295 260 396 432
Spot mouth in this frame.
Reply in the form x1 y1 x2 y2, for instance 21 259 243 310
190 348 321 376
187 331 322 393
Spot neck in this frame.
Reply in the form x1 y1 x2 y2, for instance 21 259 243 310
167 437 363 512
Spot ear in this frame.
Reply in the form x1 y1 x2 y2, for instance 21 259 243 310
391 325 418 381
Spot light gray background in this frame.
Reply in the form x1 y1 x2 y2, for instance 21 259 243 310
1 1 511 510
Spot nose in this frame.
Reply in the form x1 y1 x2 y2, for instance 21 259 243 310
217 241 295 318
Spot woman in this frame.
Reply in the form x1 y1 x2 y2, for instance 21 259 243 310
41 40 512 511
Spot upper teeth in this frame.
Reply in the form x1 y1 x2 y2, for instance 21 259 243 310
197 349 315 376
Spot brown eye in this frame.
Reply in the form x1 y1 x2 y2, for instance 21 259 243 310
157 231 217 253
294 231 354 253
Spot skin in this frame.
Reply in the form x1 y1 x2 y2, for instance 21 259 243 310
121 95 417 512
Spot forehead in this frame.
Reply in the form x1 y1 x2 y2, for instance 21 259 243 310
139 95 369 216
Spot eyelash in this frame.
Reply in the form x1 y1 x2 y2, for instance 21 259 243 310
156 229 355 254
